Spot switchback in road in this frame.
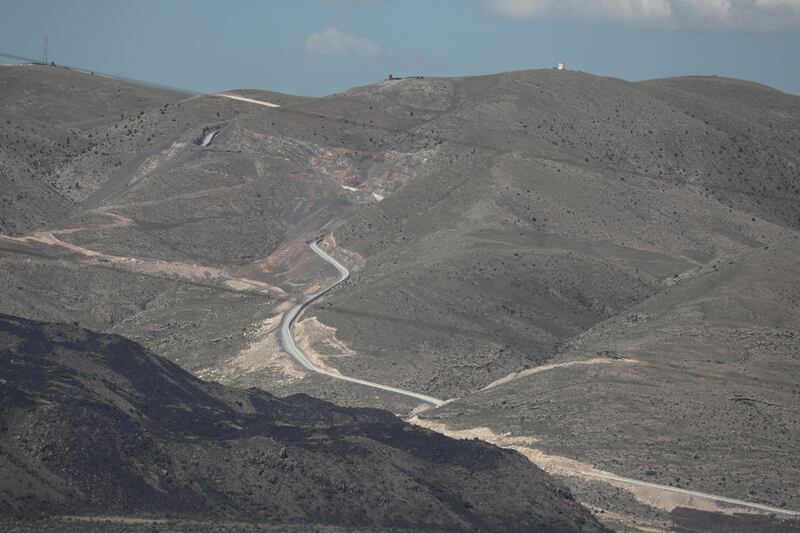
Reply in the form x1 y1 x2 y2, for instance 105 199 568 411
279 239 445 407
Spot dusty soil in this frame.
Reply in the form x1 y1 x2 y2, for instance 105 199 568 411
2 64 799 531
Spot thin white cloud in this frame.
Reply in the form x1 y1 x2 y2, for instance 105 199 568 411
482 0 800 32
303 27 384 59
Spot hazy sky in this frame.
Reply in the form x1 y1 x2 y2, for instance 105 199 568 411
2 0 799 96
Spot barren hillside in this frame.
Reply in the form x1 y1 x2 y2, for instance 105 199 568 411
1 64 799 531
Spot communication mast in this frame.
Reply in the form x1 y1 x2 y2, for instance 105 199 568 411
42 36 48 65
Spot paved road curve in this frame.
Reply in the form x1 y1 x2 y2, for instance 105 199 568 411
279 239 446 407
587 471 800 516
221 95 797 518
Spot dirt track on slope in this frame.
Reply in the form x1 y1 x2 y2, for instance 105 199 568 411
0 211 285 296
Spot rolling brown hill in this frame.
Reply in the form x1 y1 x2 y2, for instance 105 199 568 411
2 64 799 531
308 70 799 400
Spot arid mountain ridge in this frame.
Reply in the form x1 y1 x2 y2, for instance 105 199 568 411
1 63 799 531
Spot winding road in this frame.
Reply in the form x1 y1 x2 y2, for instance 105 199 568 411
279 241 800 516
214 94 798 518
279 239 445 407
588 471 800 516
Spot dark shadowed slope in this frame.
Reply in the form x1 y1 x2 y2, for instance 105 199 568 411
0 314 605 532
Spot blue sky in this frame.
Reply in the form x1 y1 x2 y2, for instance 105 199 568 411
1 0 799 96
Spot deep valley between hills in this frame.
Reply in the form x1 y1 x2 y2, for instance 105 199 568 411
1 63 799 532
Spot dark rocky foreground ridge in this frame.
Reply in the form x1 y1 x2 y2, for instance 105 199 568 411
0 313 604 532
